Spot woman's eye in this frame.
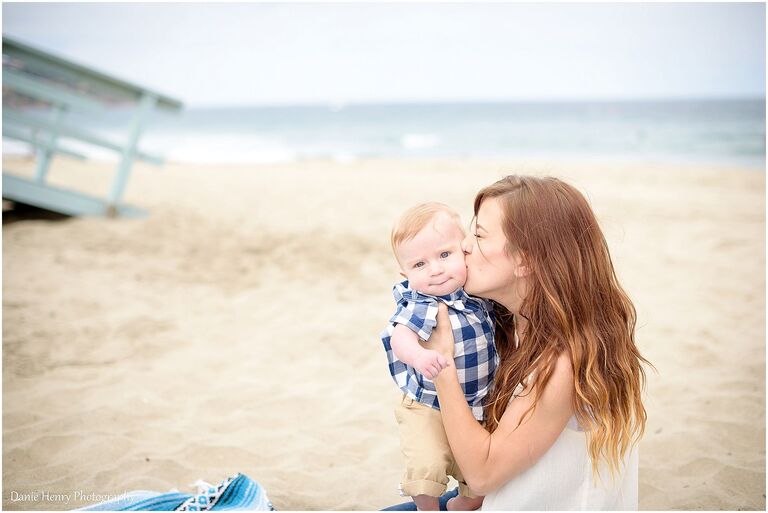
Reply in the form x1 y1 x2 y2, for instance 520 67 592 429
473 233 482 239
440 251 450 258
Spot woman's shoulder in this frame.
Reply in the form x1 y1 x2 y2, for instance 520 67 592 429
541 352 574 402
510 352 573 399
530 352 574 387
510 353 574 419
552 351 574 381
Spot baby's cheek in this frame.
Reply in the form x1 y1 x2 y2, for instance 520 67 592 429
456 260 469 281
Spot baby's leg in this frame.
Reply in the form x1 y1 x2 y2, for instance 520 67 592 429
413 494 440 511
446 495 484 511
395 396 451 510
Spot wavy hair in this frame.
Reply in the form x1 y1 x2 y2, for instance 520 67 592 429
477 175 653 481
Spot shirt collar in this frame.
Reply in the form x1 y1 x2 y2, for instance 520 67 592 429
396 279 468 305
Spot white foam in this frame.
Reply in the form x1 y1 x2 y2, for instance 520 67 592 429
146 133 298 165
400 133 441 150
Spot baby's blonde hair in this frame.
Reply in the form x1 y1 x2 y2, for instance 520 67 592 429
390 202 465 261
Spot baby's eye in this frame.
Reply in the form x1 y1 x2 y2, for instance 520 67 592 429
440 251 450 258
414 262 425 268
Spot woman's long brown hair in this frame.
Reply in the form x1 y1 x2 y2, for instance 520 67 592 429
478 175 653 481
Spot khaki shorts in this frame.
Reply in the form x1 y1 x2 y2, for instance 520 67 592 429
394 394 478 499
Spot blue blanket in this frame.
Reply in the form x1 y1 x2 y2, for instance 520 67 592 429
75 473 274 511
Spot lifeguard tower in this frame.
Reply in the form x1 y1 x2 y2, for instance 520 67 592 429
2 36 183 217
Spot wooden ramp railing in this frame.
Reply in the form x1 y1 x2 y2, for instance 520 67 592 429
2 36 183 217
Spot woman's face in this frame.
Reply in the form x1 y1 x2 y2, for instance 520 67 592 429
462 197 527 310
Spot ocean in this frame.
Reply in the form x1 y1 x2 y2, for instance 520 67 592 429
4 99 766 169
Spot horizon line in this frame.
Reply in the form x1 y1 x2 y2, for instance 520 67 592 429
183 95 767 110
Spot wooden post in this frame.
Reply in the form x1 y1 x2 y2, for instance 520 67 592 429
33 103 66 183
108 92 158 208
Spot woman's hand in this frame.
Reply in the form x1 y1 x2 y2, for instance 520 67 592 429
423 303 456 362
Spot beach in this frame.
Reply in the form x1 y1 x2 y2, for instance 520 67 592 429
2 156 765 510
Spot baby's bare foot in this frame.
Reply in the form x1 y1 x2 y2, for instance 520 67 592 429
413 494 440 511
446 495 484 511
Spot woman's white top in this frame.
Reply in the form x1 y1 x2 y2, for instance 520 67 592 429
481 380 639 510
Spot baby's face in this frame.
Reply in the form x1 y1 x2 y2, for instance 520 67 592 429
397 213 467 296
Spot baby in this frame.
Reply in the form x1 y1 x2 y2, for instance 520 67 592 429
380 202 498 511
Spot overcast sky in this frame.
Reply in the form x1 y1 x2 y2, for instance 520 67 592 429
2 2 765 107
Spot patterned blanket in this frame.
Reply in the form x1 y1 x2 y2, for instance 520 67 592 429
75 473 274 511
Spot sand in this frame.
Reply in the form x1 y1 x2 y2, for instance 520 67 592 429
2 156 765 510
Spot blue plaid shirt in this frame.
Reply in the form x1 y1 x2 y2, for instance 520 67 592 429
381 279 498 421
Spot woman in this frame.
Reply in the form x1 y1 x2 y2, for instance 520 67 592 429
386 175 651 510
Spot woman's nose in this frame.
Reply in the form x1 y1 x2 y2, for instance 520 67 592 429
461 234 473 254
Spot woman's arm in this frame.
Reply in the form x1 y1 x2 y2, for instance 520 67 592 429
430 303 575 495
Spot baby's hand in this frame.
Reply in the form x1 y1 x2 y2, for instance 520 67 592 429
412 349 450 380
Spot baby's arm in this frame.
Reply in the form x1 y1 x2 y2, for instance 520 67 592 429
390 324 450 379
